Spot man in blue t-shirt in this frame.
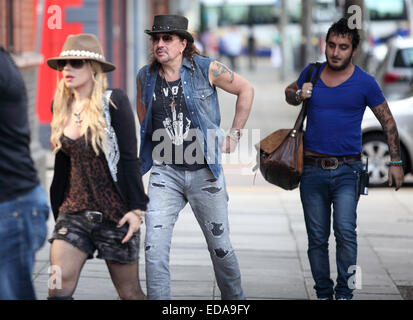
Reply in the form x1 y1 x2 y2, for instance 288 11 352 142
285 18 403 300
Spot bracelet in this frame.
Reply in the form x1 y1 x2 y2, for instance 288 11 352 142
388 160 403 166
132 209 145 219
228 128 242 142
295 89 302 103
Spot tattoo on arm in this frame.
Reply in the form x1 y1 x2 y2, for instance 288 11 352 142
211 61 234 83
371 102 401 159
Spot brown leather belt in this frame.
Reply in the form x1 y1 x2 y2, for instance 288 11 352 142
304 154 361 170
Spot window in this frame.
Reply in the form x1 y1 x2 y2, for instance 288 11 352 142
205 4 277 26
394 48 413 68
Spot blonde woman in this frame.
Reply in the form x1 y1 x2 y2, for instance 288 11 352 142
46 34 149 300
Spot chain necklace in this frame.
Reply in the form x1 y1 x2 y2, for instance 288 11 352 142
162 75 182 114
160 76 191 146
72 105 86 127
161 76 183 119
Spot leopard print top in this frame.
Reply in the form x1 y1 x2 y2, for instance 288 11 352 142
58 134 128 223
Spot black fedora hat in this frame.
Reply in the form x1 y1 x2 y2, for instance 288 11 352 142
145 14 194 42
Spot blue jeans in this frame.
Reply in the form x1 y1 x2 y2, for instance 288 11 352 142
145 163 245 300
300 161 363 300
0 185 49 300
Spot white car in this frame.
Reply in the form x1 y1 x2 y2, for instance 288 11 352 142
362 96 413 186
374 37 413 101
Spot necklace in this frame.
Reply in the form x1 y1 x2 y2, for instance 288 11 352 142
161 77 183 119
72 105 85 127
160 76 190 146
162 76 182 113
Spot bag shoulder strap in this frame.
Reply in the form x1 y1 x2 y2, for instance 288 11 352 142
293 62 322 131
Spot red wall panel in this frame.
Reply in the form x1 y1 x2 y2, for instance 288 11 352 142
36 0 83 123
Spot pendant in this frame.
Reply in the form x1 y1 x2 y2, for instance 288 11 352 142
75 118 82 127
169 100 176 113
74 112 82 127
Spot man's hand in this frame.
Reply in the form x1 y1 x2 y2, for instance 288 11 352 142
117 210 144 244
300 82 313 100
388 166 404 190
285 81 312 105
222 135 238 153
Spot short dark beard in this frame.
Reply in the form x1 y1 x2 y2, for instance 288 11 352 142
326 53 353 71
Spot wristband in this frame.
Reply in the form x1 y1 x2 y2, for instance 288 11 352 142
388 160 403 166
295 89 302 103
228 128 242 142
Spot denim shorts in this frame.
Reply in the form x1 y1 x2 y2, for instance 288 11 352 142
49 211 140 264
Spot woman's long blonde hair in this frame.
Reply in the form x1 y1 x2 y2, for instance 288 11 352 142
50 61 109 156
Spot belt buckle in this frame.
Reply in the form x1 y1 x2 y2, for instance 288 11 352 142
85 210 103 223
321 157 339 170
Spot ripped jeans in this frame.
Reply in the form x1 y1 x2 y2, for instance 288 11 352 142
145 163 245 300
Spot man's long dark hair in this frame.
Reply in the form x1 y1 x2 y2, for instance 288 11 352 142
149 34 202 72
326 18 360 50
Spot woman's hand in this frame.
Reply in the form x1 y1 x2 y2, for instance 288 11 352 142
117 210 145 244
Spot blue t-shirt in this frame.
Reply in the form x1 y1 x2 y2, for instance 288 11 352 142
297 62 385 156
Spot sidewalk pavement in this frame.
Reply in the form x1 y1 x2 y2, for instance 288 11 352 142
32 163 413 300
32 58 413 300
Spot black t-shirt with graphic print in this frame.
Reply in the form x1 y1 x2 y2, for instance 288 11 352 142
151 75 207 171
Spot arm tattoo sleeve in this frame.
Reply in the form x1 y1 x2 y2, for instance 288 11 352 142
211 61 234 83
371 102 401 160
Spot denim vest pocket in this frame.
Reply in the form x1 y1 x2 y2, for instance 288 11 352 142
193 88 220 129
193 87 216 113
193 87 215 100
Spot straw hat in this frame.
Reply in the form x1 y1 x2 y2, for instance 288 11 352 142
47 34 116 73
145 14 194 42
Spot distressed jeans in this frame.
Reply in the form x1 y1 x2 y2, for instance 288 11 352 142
300 161 363 300
145 163 245 300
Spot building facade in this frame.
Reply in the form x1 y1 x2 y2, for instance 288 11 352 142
0 0 46 184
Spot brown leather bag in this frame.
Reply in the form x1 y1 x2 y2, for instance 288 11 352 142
256 63 321 190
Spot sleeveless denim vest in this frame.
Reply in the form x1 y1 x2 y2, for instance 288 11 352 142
137 55 224 178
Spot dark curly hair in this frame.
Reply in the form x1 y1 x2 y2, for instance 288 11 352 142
149 34 202 72
326 18 360 50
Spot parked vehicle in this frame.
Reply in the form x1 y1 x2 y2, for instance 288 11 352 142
374 37 413 101
364 0 413 78
375 37 413 100
361 96 413 186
